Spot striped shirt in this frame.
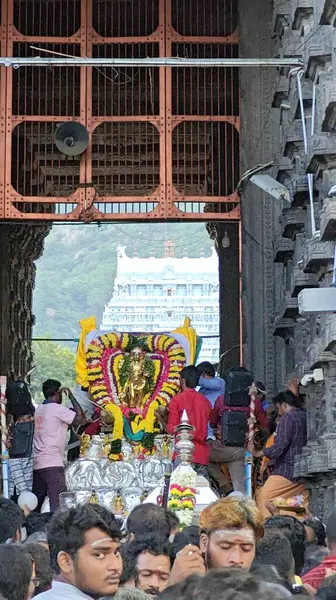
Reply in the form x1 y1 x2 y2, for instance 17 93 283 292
263 408 307 481
302 555 336 590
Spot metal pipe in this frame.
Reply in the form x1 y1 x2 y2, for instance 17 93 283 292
311 73 318 136
307 173 316 237
0 57 304 68
297 70 308 154
296 70 317 237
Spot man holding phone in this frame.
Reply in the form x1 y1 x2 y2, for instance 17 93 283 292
33 379 86 512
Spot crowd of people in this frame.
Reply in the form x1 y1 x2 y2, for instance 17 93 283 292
2 360 328 600
0 495 335 600
6 361 308 517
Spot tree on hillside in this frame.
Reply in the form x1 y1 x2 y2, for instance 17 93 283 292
33 223 212 341
30 340 76 403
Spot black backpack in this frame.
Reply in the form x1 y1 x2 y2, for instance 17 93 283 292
221 369 254 447
6 381 35 458
9 419 34 458
225 369 254 407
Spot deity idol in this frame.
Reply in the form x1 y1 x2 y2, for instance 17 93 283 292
119 348 153 409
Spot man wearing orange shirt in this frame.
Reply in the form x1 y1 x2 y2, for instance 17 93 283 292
159 365 211 479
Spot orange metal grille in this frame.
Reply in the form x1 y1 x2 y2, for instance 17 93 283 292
0 0 240 221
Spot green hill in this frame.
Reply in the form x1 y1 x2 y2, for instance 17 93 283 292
31 222 212 397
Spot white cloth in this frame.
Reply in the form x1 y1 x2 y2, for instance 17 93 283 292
37 581 94 600
72 385 95 419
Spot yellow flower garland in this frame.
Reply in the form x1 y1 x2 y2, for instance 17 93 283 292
140 399 159 454
146 400 158 432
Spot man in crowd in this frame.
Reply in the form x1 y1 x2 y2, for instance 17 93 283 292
161 570 290 600
37 504 123 600
0 544 36 600
167 496 264 586
126 504 172 543
33 379 86 512
0 497 24 544
251 390 308 518
158 365 211 478
196 361 225 441
253 530 295 589
209 369 268 493
198 496 264 570
121 537 172 597
23 542 54 595
302 512 336 591
265 515 306 578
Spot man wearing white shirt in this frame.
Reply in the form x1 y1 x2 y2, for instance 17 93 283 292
37 504 123 600
33 379 86 512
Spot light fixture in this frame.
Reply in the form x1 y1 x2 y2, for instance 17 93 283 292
222 231 230 249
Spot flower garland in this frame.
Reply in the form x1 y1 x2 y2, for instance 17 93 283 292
140 399 159 456
86 332 187 459
168 465 197 527
87 333 186 411
103 402 123 460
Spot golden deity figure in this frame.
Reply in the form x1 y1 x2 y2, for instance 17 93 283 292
119 348 151 409
89 490 99 504
79 433 91 457
112 490 125 515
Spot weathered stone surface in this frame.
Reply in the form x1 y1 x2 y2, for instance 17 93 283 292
274 237 295 262
239 0 279 392
307 133 336 175
292 0 314 29
0 224 51 378
305 26 333 78
324 315 336 350
320 0 336 24
242 0 336 521
279 292 299 319
273 317 295 338
320 197 336 240
273 76 290 108
302 238 335 272
321 74 336 132
281 206 306 238
273 0 293 35
291 265 318 295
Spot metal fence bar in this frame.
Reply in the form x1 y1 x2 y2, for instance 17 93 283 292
1 57 303 67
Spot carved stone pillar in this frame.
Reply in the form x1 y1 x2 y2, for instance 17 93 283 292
238 0 278 390
0 224 50 378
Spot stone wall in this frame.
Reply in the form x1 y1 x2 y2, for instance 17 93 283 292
0 224 50 379
240 0 336 519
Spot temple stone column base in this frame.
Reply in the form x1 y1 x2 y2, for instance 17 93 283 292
294 360 336 520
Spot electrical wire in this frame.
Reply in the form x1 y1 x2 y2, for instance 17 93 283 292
94 222 210 250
